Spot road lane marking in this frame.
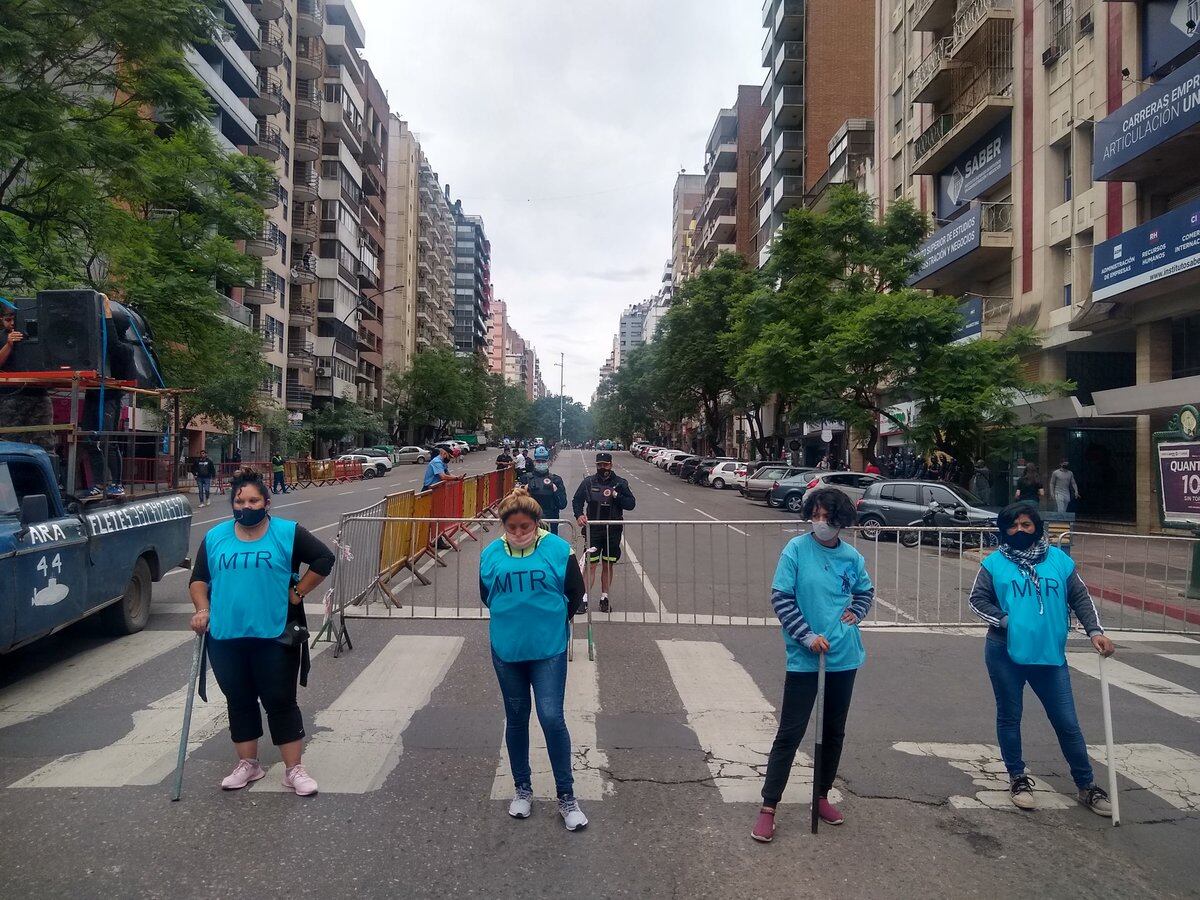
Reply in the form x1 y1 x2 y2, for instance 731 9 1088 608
873 596 917 622
252 635 463 793
1067 652 1200 722
11 642 333 788
191 515 230 527
311 522 338 532
164 567 189 577
490 639 611 801
675 498 685 504
1162 654 1200 669
272 499 312 509
621 538 665 615
894 742 1074 810
1086 742 1200 811
728 526 748 536
338 490 355 495
693 509 718 520
0 632 192 731
656 639 840 804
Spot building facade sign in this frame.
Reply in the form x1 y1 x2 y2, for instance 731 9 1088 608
1092 196 1200 300
953 295 984 342
1143 0 1200 79
1093 53 1200 180
909 205 982 285
935 118 1011 220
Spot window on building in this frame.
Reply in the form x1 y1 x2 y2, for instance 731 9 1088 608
891 89 904 138
1174 313 1200 378
1061 145 1072 203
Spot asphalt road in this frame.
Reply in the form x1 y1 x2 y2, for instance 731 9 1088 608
1 450 1198 898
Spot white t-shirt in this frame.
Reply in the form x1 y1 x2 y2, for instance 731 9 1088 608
514 453 527 470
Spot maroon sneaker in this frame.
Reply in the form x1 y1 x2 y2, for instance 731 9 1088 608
751 807 776 843
817 797 844 825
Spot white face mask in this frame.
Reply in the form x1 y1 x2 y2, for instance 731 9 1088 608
505 528 537 549
811 521 841 543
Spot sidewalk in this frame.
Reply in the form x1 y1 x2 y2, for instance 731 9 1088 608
1069 531 1200 629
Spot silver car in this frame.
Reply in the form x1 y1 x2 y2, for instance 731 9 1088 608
769 471 884 514
396 445 430 464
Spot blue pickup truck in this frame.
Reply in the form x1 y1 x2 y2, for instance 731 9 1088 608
0 442 192 654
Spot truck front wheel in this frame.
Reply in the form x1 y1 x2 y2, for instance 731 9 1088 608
99 557 152 636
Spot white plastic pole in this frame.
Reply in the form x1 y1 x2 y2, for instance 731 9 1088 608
1098 653 1120 827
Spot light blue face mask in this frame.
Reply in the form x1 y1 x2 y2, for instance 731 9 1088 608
534 463 549 474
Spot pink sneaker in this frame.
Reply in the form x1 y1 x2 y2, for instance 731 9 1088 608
817 797 844 825
282 764 318 796
751 807 776 843
221 758 266 790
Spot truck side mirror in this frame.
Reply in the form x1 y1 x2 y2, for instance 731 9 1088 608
20 493 49 526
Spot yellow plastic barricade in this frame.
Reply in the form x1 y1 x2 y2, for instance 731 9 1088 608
379 491 416 574
412 489 435 560
462 477 477 524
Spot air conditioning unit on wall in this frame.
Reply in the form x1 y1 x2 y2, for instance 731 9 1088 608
316 366 330 377
1078 11 1094 34
1043 44 1063 66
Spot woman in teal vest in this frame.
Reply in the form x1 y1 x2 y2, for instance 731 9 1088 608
189 468 335 796
968 502 1116 815
479 486 588 830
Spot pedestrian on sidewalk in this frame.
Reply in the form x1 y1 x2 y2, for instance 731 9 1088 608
572 451 636 613
1015 461 1043 507
496 443 514 471
1049 460 1080 514
864 460 880 475
480 486 588 830
521 446 568 535
192 449 216 508
271 452 287 495
752 488 873 843
967 502 1116 816
188 467 335 796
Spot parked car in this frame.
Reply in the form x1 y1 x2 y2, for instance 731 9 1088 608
396 445 430 465
338 452 391 478
769 471 883 513
705 460 744 490
742 465 812 502
668 454 699 476
348 448 396 471
687 457 736 484
657 450 691 470
855 480 996 540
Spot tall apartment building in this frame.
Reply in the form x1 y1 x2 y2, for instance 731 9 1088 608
641 262 675 344
415 156 457 350
671 173 705 286
618 300 650 363
350 62 388 411
693 86 769 271
758 0 876 265
452 207 492 356
487 298 509 376
382 116 420 377
876 0 1200 531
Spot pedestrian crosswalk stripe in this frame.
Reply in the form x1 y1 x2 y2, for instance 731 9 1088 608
490 640 612 801
1066 652 1200 722
893 742 1076 810
251 635 463 794
0 632 192 731
656 639 841 805
10 642 333 789
1086 742 1200 811
1162 654 1200 670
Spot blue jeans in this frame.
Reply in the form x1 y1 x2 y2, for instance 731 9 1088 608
985 638 1094 788
196 477 211 504
491 649 573 798
273 471 286 494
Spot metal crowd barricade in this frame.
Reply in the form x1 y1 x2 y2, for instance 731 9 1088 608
318 519 1199 645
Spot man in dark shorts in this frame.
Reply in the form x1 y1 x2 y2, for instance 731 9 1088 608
572 451 636 613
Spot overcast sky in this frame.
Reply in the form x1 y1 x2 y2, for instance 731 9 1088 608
357 0 763 402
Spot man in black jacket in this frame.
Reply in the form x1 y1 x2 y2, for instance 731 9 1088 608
572 451 636 612
520 445 568 534
192 449 217 507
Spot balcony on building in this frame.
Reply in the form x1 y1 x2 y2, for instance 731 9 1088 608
246 222 281 258
219 294 254 329
290 258 318 286
285 381 314 411
357 258 379 289
912 37 961 104
772 40 806 85
247 0 284 22
256 175 282 210
293 164 319 203
249 72 283 116
185 44 258 148
243 271 276 306
909 201 1013 291
772 174 806 214
295 78 321 122
949 0 1015 61
291 202 319 243
293 122 321 163
297 0 324 37
1091 54 1200 197
289 297 315 326
912 59 1013 174
288 339 316 369
771 84 804 130
773 128 804 169
913 0 956 32
246 22 283 68
249 120 284 161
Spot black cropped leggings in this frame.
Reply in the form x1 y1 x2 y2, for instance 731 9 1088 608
207 637 305 745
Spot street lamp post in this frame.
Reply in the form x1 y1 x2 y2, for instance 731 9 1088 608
553 352 565 442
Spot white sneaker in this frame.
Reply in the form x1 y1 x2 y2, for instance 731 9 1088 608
558 795 588 831
508 786 533 819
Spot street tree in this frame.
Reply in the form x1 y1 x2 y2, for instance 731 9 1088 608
383 349 466 442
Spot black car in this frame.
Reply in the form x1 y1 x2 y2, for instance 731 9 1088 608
855 480 996 540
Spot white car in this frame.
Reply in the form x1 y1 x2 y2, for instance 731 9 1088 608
338 452 392 478
658 450 691 470
705 460 744 490
649 448 673 467
450 440 471 455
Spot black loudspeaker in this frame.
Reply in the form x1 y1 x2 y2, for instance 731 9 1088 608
36 289 107 374
5 297 42 372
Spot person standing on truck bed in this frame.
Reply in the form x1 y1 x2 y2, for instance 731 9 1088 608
188 467 335 796
0 299 57 463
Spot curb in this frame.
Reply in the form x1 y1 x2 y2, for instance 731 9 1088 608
1091 584 1200 627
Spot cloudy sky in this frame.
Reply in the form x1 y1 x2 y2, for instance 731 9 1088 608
356 0 763 402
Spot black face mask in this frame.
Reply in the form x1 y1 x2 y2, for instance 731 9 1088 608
233 507 268 528
1004 530 1039 551
596 468 612 480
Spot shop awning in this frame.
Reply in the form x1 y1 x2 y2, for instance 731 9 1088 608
1091 375 1200 416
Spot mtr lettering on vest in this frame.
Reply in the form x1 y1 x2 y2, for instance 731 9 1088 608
491 569 550 594
216 550 276 571
1011 577 1061 598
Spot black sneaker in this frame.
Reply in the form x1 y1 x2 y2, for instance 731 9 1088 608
1009 774 1037 810
598 595 610 613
